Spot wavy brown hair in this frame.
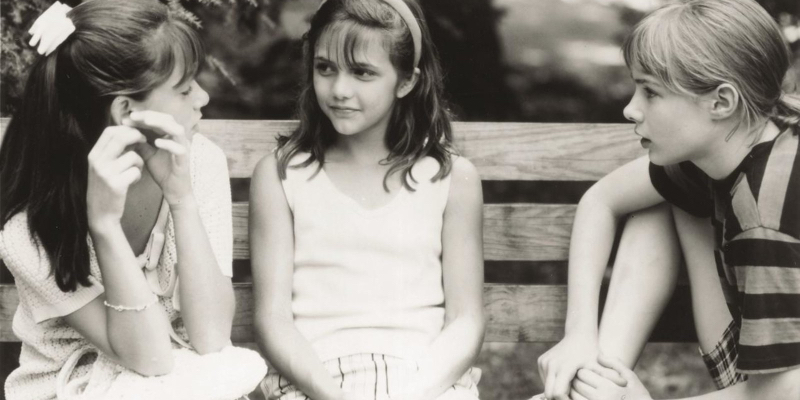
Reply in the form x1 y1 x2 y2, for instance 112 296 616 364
277 0 454 190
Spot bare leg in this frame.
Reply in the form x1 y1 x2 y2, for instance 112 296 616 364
598 203 682 367
671 207 732 352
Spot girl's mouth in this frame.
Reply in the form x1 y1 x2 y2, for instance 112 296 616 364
640 138 652 148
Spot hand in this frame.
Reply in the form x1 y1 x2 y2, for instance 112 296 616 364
571 354 651 400
124 111 193 206
538 334 620 400
86 125 146 228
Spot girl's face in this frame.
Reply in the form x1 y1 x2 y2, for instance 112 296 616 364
623 65 718 166
131 65 209 140
313 29 413 139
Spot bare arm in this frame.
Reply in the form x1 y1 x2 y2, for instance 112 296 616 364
250 153 348 400
65 126 174 376
539 156 666 399
129 111 235 354
407 157 486 400
171 198 235 354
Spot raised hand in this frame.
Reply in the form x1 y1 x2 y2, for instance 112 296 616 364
86 125 146 228
124 110 193 207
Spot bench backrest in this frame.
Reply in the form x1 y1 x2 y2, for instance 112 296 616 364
0 119 695 344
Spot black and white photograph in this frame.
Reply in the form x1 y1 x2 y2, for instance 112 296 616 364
1 0 799 399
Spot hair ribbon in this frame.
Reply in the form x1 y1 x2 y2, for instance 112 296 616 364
29 2 75 56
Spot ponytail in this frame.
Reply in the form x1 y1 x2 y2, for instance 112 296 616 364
0 50 95 292
771 93 800 134
0 0 203 292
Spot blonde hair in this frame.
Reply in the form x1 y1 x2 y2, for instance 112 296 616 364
623 0 800 139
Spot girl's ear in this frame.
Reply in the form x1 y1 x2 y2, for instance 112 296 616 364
396 67 420 99
109 96 135 125
708 83 740 120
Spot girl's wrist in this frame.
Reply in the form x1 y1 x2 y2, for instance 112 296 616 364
166 194 197 211
88 217 123 236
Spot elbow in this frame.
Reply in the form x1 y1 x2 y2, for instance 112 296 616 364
125 351 175 376
191 331 232 355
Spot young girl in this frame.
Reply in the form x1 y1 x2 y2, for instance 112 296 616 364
249 0 485 399
537 1 800 399
0 1 243 399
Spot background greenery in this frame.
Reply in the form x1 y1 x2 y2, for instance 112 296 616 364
2 0 800 398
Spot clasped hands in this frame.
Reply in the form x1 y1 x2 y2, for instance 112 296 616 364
534 353 653 400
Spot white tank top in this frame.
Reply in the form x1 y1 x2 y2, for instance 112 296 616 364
280 153 451 361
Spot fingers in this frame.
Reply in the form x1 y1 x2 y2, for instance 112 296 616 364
570 388 590 400
126 111 186 141
112 151 145 174
552 369 575 400
118 166 143 188
571 379 597 400
597 353 633 380
582 362 628 387
153 138 187 156
89 127 145 163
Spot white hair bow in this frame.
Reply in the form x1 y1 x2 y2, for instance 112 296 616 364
28 2 75 56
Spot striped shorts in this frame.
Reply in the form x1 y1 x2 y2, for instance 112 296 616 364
699 320 748 390
260 353 481 400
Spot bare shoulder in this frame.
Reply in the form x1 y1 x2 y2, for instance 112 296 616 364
447 155 482 205
449 155 480 182
252 151 280 184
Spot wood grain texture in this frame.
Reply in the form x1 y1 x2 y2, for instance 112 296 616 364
0 119 644 180
235 203 575 261
1 283 695 343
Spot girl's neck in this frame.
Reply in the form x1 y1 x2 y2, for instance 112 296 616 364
330 128 390 165
694 118 780 180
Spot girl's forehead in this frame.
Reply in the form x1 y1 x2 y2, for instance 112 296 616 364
315 23 390 64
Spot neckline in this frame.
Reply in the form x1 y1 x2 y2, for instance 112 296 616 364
714 128 788 190
317 166 408 217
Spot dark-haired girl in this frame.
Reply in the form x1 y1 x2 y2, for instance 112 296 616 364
0 1 237 398
250 1 484 399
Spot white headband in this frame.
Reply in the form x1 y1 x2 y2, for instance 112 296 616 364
28 2 75 56
319 0 422 67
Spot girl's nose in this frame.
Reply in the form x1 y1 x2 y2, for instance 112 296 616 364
194 82 210 109
623 99 642 123
331 74 353 100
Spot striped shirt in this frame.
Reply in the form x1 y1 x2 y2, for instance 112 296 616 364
649 129 800 374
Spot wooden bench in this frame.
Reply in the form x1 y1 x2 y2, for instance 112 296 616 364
0 119 697 376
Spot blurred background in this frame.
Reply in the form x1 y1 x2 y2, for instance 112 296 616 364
2 0 800 398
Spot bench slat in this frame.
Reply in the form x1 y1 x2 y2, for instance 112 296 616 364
0 119 644 181
1 283 696 343
235 203 575 262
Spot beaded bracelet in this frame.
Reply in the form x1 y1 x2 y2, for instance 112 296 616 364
103 294 159 312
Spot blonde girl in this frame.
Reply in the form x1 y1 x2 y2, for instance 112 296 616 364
249 1 485 399
537 0 800 399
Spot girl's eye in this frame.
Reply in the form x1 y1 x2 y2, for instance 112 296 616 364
644 87 658 98
181 84 193 96
353 68 376 79
315 62 334 75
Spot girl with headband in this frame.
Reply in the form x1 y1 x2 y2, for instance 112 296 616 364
536 0 800 399
249 0 485 399
0 1 264 399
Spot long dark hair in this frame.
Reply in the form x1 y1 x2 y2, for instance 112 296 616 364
0 0 204 292
277 0 454 189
